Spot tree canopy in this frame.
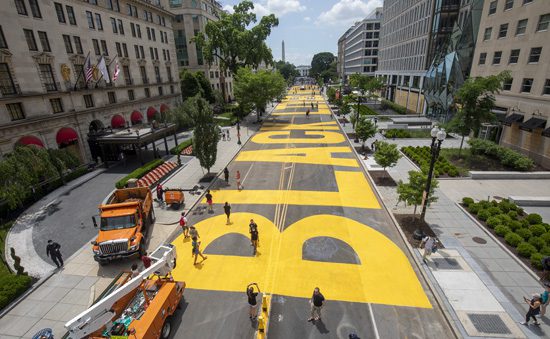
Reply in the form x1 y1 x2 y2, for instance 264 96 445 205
179 70 214 103
234 68 286 121
188 96 220 173
374 141 401 171
355 116 377 150
349 74 385 97
397 170 439 216
310 52 336 81
274 61 299 83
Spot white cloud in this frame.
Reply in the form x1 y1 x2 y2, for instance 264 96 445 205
252 0 306 17
317 0 381 26
222 4 235 13
252 3 270 17
304 16 311 21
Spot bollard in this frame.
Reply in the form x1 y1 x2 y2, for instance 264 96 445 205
262 295 269 312
257 315 265 332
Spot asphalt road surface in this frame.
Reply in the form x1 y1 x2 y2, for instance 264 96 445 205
168 87 453 338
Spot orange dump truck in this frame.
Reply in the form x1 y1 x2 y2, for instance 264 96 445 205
92 187 154 264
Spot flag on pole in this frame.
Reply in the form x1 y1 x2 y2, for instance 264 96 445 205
84 54 93 83
112 57 120 82
97 56 110 83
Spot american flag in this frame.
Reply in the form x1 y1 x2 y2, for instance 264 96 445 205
112 57 120 81
84 54 93 82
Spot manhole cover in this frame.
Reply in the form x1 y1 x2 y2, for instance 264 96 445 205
432 258 462 270
467 313 511 334
473 237 487 244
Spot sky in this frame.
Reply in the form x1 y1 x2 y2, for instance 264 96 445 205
221 0 382 66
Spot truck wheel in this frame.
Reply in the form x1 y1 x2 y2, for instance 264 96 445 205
160 316 172 339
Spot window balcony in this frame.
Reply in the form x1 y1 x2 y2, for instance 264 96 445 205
0 83 21 96
45 82 60 92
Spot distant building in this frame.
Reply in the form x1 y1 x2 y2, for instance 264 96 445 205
470 0 550 168
336 30 350 81
0 0 180 161
165 0 234 101
296 65 311 77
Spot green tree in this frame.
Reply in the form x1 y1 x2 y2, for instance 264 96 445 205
374 141 401 175
349 74 384 102
194 1 278 99
454 71 511 155
310 52 335 80
188 96 220 173
180 70 202 101
234 68 286 122
195 71 215 103
397 171 439 217
274 61 299 83
355 116 377 151
326 87 337 103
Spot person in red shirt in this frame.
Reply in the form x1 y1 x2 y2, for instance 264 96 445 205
141 252 152 268
179 212 189 238
156 184 164 204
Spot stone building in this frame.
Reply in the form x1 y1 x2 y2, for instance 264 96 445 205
165 0 234 101
470 0 550 168
0 0 181 162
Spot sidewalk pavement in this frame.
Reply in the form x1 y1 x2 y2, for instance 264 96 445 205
0 112 264 338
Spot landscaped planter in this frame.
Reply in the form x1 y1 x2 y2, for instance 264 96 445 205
401 146 461 177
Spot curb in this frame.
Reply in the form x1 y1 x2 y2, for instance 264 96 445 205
328 100 461 339
455 202 544 285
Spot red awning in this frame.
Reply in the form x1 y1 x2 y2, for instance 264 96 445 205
17 135 44 148
111 114 126 128
160 104 169 113
147 107 158 121
56 127 78 145
131 110 143 124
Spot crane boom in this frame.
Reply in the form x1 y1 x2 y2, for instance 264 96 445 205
64 244 177 339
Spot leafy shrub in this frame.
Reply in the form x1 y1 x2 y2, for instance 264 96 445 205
0 274 32 310
494 225 511 237
521 219 530 228
517 242 537 258
115 159 165 189
381 99 409 114
478 200 491 209
508 220 522 231
530 224 547 237
543 223 550 232
529 236 546 250
169 138 194 155
486 216 502 229
540 246 550 256
468 204 481 215
505 232 523 247
541 233 550 245
487 207 501 216
526 213 543 225
496 214 512 224
462 197 474 206
507 210 518 220
448 168 459 177
477 209 491 221
516 228 533 241
401 146 459 176
517 207 525 216
531 253 544 270
467 138 534 171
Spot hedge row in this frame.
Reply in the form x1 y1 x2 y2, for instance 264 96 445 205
358 105 378 116
115 159 165 189
384 129 435 139
463 197 550 270
169 139 194 155
381 99 409 114
468 138 534 171
0 274 32 310
402 146 460 177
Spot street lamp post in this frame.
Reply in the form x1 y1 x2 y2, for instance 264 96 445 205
237 121 242 145
420 126 446 221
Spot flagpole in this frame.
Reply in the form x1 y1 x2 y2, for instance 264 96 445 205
74 51 91 91
95 56 105 88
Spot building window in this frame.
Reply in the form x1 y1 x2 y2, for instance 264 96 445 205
84 94 94 108
543 79 550 95
7 103 25 121
118 20 124 35
516 19 528 35
54 3 65 23
111 18 118 33
74 36 83 54
128 89 135 100
492 51 502 64
479 52 487 64
108 91 116 103
144 88 150 98
0 26 7 49
66 5 76 25
147 27 151 40
155 66 161 83
139 46 144 58
170 85 174 94
150 47 154 59
158 86 163 96
23 29 37 51
63 35 73 54
123 65 132 85
528 47 542 63
502 78 513 91
15 0 27 15
134 45 139 58
92 39 100 55
167 66 172 82
115 42 122 57
489 1 497 15
521 78 533 92
537 14 550 32
523 0 533 5
100 40 108 56
95 13 103 31
28 0 41 18
122 43 128 57
86 11 95 29
50 98 63 113
483 27 492 40
498 23 508 38
140 66 148 84
37 31 51 52
39 64 57 91
509 49 520 63
0 63 16 95
154 48 159 60
504 0 514 10
137 24 142 38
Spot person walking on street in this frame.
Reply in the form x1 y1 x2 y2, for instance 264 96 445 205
46 240 64 268
521 294 542 326
224 202 232 225
192 238 207 265
156 184 164 205
141 252 152 268
180 212 189 238
224 167 230 184
540 283 550 316
306 109 310 119
420 235 436 263
247 283 261 320
189 226 199 240
308 287 325 322
222 131 226 141
205 190 213 212
236 170 243 190
249 219 259 255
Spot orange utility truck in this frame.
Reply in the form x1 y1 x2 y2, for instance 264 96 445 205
92 187 154 264
65 244 184 339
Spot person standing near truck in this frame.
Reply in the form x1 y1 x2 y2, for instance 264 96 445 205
46 240 63 268
192 238 207 265
205 190 213 212
156 184 164 204
179 212 189 238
